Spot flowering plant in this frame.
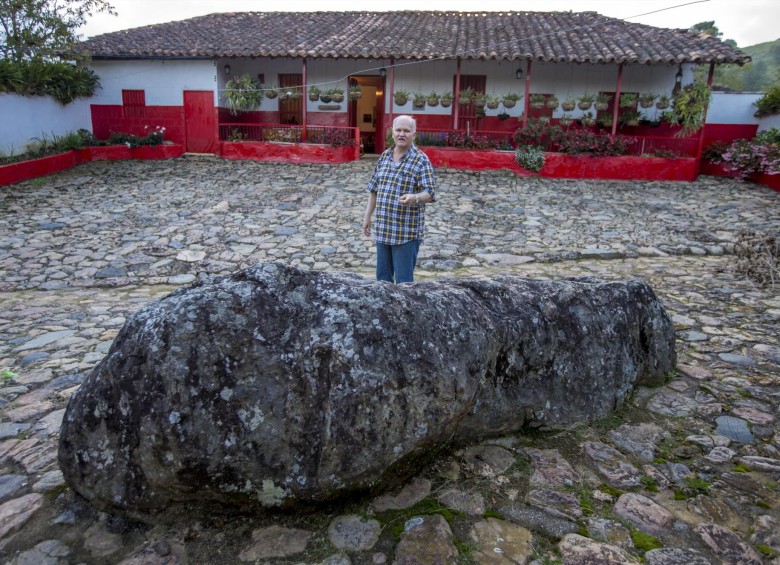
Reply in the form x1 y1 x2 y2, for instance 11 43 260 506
515 145 545 172
720 129 780 180
446 131 498 149
556 129 634 156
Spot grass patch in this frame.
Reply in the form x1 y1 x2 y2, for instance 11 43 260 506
757 544 778 558
630 529 663 552
685 476 711 495
756 500 772 510
640 475 659 493
482 510 504 520
599 484 623 498
733 464 751 473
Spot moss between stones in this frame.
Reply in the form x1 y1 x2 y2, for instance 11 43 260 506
630 529 663 552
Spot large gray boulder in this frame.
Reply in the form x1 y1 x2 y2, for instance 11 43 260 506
58 263 675 515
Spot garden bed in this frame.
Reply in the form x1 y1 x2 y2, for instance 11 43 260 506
420 147 699 181
699 161 780 192
220 141 359 164
0 145 185 186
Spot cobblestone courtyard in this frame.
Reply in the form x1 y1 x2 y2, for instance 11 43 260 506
0 157 779 564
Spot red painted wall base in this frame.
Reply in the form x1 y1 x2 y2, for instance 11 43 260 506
0 145 184 187
421 147 699 181
220 141 359 163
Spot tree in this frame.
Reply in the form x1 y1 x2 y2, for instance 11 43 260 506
689 21 722 38
0 0 115 62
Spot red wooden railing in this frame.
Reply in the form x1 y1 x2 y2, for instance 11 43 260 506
218 122 359 149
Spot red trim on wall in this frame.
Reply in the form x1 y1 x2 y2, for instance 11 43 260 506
0 145 184 187
701 123 759 149
220 141 357 164
420 147 699 181
91 105 186 145
306 112 349 127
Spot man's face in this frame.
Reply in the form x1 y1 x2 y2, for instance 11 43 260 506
392 120 415 150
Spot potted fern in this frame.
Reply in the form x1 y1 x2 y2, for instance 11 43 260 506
394 89 410 106
330 88 345 103
224 74 263 116
578 93 595 110
502 92 522 109
620 93 637 108
458 87 474 105
529 93 546 109
595 93 611 111
486 95 500 110
440 91 453 107
308 86 321 102
413 92 426 109
656 94 671 109
349 84 363 101
427 91 440 107
639 92 658 108
545 95 559 110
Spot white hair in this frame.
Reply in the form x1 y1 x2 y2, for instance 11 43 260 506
393 115 416 132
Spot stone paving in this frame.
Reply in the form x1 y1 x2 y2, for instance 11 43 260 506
0 156 779 564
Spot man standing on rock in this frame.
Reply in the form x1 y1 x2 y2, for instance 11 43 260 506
362 115 437 283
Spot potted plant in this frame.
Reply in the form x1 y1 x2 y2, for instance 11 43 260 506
545 95 559 110
279 87 302 101
497 111 511 121
578 93 595 110
440 91 453 107
529 93 546 109
620 110 641 127
537 115 550 124
319 90 332 103
473 92 487 107
619 93 637 108
394 88 410 106
263 83 278 99
330 88 345 103
413 92 426 109
598 114 613 128
595 93 612 111
559 114 574 127
459 87 474 105
579 111 595 127
308 86 321 102
502 92 522 109
427 91 440 107
672 81 711 136
639 92 658 108
349 84 363 101
561 98 576 111
656 94 671 109
224 74 263 116
486 95 500 110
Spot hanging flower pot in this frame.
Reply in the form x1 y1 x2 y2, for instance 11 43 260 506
473 94 487 108
331 89 345 103
561 100 576 112
578 94 595 111
349 85 363 101
580 112 595 127
529 94 545 109
656 95 671 109
559 115 574 127
440 97 452 107
427 91 440 107
308 87 321 102
545 96 559 110
319 94 332 103
413 93 427 109
486 95 500 110
394 89 410 106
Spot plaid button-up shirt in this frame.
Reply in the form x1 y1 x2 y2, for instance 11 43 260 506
367 145 437 246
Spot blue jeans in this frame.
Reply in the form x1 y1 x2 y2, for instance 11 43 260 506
376 240 421 283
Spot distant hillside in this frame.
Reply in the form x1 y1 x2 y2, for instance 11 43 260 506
704 38 780 92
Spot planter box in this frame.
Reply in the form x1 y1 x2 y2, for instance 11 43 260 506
420 147 698 181
220 141 359 164
0 144 184 187
699 160 780 192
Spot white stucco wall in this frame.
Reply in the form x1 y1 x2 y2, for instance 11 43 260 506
90 59 218 106
0 94 93 156
707 92 761 125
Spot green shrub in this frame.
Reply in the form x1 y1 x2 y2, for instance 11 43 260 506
0 60 99 104
754 86 780 117
630 529 662 552
515 145 545 172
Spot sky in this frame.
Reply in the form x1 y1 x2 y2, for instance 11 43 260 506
78 0 780 48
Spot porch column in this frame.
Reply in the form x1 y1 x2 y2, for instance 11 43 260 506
696 63 716 161
611 63 623 137
388 57 395 129
522 60 531 128
453 58 461 130
302 59 308 143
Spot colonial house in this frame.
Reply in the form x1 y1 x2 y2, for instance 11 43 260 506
80 10 751 165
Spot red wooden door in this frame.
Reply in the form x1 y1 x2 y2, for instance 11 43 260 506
184 91 217 154
455 75 486 131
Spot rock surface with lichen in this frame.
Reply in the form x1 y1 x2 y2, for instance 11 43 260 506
58 263 675 515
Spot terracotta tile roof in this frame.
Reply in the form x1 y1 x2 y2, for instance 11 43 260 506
82 11 750 65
